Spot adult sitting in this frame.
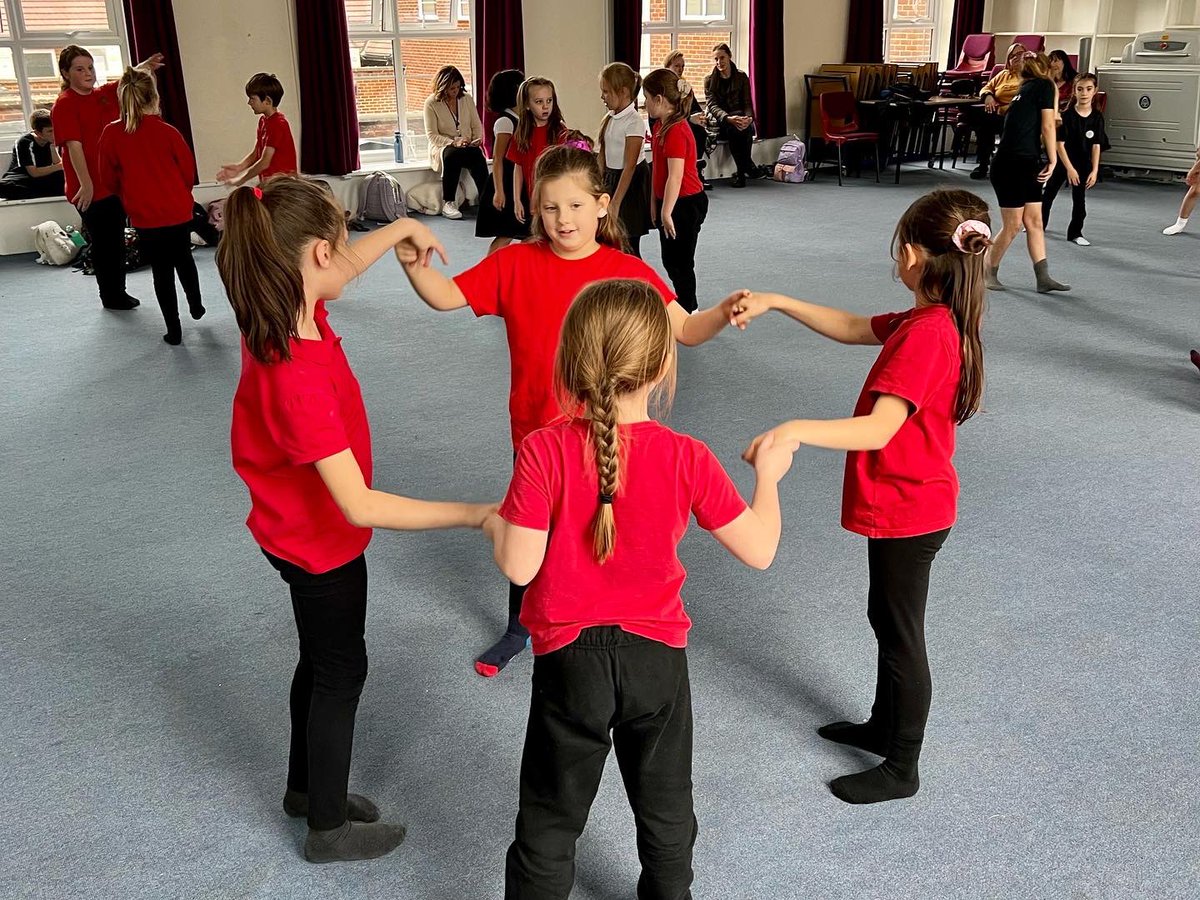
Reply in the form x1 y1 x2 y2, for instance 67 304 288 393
423 65 488 220
664 50 711 190
1048 50 1078 111
52 45 164 311
704 42 758 187
966 42 1026 180
0 109 64 200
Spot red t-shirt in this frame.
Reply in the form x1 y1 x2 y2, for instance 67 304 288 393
505 124 562 196
651 120 704 200
52 82 120 202
453 241 676 449
98 116 195 229
255 112 298 179
500 419 747 654
842 305 962 539
230 301 373 573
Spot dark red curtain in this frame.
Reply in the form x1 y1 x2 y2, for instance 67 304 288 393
947 0 987 68
613 0 641 70
295 0 360 175
123 0 194 172
474 0 525 156
749 0 786 138
844 0 884 64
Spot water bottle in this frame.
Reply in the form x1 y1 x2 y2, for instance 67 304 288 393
393 131 405 164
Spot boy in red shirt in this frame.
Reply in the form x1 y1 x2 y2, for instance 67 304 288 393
216 72 298 185
99 67 202 345
737 189 991 805
485 279 797 898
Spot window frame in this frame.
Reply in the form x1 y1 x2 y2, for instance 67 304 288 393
0 0 131 145
882 0 939 64
346 0 476 165
640 0 739 100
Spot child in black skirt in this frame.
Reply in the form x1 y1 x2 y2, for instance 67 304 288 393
476 69 529 255
1042 73 1109 246
598 62 650 256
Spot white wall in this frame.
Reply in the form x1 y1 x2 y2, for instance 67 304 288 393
522 0 610 136
173 0 301 182
783 0 851 135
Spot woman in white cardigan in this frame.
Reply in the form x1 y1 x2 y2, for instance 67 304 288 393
423 65 488 219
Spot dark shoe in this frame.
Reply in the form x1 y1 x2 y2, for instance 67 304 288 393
730 174 746 188
304 820 406 864
969 165 988 180
188 301 206 320
122 293 141 308
284 789 381 824
102 297 138 311
701 176 713 191
746 166 766 180
1191 349 1200 372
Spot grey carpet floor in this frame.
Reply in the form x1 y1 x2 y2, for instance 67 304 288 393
1 164 1197 900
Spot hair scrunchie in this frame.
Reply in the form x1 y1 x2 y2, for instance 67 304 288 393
952 219 991 254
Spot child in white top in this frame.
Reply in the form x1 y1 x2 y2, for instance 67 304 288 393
598 62 651 256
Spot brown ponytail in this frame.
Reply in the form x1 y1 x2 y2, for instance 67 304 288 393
892 189 990 424
554 279 676 563
215 177 347 364
531 145 629 252
642 68 688 148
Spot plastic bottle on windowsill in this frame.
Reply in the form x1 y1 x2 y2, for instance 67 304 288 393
393 131 405 164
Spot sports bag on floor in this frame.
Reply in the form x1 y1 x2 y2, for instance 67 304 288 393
31 221 82 266
357 172 408 223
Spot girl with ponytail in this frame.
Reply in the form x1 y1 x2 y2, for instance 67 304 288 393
598 62 651 256
400 144 754 679
484 278 798 897
735 188 990 806
216 177 494 864
98 67 200 344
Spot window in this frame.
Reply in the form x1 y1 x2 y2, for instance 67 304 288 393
346 0 474 163
0 0 128 145
883 0 938 63
640 0 736 102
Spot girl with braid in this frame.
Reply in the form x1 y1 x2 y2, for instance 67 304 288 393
483 279 798 898
399 146 750 678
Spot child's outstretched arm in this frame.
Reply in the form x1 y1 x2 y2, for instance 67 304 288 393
731 292 881 345
745 394 910 457
483 515 548 586
317 450 495 530
344 217 447 277
711 432 798 570
400 257 470 311
668 290 747 346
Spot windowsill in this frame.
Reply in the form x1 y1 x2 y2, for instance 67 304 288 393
347 157 436 177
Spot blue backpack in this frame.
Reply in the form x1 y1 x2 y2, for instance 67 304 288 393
773 138 809 184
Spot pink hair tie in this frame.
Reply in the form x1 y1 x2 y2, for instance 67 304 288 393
252 186 263 200
952 219 990 254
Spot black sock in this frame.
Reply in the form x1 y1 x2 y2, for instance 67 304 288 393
474 619 529 677
830 760 919 804
817 721 887 756
284 788 380 823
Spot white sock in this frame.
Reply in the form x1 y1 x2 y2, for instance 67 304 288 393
1163 217 1189 235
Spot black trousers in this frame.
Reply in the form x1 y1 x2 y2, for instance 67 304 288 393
965 107 1004 167
80 195 128 307
442 144 490 203
136 222 202 329
865 528 951 766
658 191 708 314
506 627 695 900
1042 163 1088 239
265 551 369 831
0 170 64 200
715 119 755 176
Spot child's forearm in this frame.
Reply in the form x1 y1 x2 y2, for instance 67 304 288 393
612 165 635 209
66 143 90 185
354 492 486 530
1091 145 1101 173
402 261 468 310
746 481 782 565
777 416 895 452
676 303 730 346
1042 124 1058 168
348 219 424 274
761 293 875 344
661 171 682 219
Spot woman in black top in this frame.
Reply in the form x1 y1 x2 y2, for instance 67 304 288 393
704 42 757 187
986 52 1069 293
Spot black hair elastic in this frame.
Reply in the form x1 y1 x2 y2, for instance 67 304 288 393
599 493 614 504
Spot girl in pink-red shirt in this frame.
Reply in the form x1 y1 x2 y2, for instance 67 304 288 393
736 189 989 806
483 278 798 897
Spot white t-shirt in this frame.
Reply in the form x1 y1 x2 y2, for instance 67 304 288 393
492 109 517 138
601 103 646 169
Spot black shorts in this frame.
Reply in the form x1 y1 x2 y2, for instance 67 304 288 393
990 153 1044 208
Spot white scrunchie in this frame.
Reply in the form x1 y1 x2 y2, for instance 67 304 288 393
952 219 991 254
677 78 692 97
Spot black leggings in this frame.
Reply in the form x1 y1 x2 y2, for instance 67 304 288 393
1042 162 1088 239
658 191 708 314
716 118 755 176
137 222 202 329
865 528 951 765
80 195 128 307
505 627 695 900
965 107 1004 167
442 144 489 204
265 551 369 831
